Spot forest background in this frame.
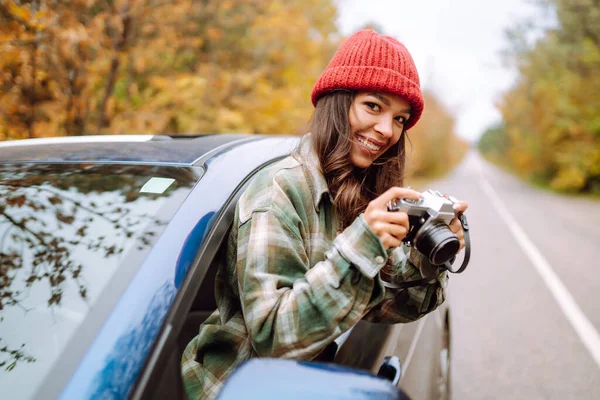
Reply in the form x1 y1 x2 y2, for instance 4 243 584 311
0 0 467 181
1 0 598 192
478 0 600 195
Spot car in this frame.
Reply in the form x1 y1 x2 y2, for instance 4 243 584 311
0 134 451 400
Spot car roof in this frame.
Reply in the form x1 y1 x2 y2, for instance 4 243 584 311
0 134 260 166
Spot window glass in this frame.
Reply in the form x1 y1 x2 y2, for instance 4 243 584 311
0 163 199 399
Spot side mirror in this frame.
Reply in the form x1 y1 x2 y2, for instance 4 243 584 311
217 358 412 400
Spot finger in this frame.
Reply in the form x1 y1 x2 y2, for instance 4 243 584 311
381 232 402 250
385 222 408 241
452 201 468 214
372 209 410 228
371 186 422 208
449 217 462 234
370 220 408 239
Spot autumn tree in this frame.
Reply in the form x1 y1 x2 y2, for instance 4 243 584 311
405 90 469 180
481 0 600 194
0 0 340 138
1 1 467 180
0 0 119 139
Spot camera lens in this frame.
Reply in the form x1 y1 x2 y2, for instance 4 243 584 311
414 221 460 265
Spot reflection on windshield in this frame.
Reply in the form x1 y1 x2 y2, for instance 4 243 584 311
0 163 197 399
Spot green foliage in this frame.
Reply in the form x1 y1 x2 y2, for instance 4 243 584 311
483 0 600 195
478 123 508 155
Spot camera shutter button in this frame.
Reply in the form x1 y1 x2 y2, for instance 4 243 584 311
375 256 385 265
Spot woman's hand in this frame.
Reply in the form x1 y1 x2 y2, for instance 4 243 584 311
449 200 469 252
363 187 422 250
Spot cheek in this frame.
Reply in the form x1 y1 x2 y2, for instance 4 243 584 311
395 129 403 142
389 130 402 147
348 108 360 132
349 106 371 132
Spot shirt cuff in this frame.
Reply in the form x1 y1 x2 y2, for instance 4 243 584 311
333 213 387 278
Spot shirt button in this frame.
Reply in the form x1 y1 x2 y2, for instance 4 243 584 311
375 256 385 265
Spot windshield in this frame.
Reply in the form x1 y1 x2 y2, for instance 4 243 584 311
0 163 199 399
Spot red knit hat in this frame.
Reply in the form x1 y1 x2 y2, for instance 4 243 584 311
311 30 424 130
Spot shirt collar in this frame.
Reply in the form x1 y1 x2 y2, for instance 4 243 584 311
294 134 332 211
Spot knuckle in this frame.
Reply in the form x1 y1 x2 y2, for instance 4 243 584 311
372 223 383 234
393 212 408 225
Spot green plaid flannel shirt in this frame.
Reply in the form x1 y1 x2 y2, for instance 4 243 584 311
181 135 448 400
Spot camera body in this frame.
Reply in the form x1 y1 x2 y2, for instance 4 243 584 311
387 189 459 266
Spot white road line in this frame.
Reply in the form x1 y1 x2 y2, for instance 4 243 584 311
477 162 600 369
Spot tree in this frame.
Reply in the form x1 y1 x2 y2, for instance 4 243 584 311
487 0 600 194
0 1 342 138
405 91 469 179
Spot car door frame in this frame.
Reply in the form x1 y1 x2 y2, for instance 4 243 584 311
130 155 291 400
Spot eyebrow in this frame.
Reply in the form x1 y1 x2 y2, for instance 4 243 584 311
367 92 411 114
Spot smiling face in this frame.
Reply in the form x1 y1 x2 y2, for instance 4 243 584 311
348 91 411 169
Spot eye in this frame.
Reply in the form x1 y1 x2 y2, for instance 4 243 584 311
395 116 407 125
365 102 380 111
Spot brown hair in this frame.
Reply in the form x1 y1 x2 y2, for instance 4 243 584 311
307 90 407 230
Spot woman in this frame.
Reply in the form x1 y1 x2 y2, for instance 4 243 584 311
182 29 468 400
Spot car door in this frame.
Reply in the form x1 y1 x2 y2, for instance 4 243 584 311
129 152 294 400
334 303 450 400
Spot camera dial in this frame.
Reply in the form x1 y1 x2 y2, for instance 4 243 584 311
400 197 423 206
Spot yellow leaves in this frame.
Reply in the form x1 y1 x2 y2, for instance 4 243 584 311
405 91 468 180
215 109 246 132
174 76 207 92
221 1 235 12
188 37 205 48
486 1 600 194
133 57 146 74
4 0 48 32
1 0 343 139
560 144 600 190
589 149 600 176
148 76 169 91
6 1 31 23
581 38 600 64
551 167 587 191
205 27 223 42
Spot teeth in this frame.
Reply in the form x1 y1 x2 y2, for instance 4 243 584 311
358 137 382 151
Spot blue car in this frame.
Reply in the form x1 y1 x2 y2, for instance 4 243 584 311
0 134 451 400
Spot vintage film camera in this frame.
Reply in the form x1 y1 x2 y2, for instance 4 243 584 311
387 189 470 271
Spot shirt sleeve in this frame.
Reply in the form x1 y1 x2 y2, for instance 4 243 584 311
362 245 449 324
236 208 387 360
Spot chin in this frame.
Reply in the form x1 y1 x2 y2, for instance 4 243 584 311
350 155 373 169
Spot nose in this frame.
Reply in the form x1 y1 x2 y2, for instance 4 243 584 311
374 116 394 139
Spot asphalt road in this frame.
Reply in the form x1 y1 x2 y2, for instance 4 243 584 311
420 151 600 399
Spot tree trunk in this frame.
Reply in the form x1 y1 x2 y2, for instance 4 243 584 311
95 3 132 134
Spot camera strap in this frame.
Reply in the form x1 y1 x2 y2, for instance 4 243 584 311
444 213 470 273
380 213 471 290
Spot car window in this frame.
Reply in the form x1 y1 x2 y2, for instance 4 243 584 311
0 163 199 400
134 155 292 400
